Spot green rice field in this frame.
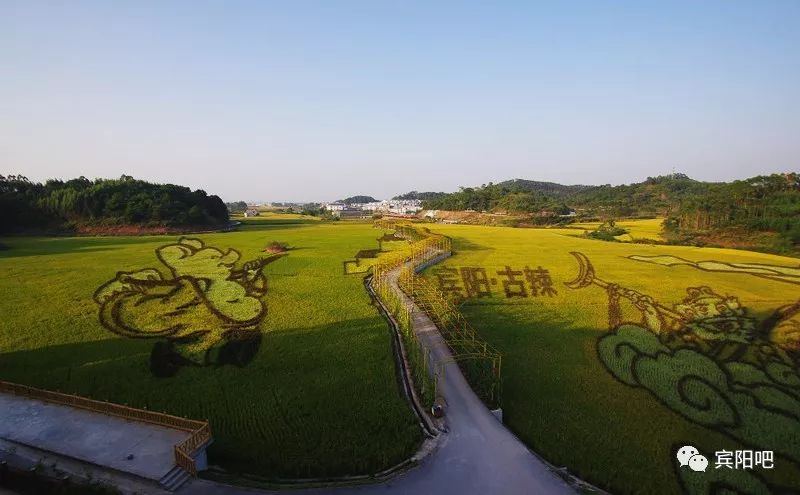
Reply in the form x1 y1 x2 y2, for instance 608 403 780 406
2 216 799 493
0 220 420 479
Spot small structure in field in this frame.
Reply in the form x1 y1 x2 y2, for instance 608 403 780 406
243 209 260 217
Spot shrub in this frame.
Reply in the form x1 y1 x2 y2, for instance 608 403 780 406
264 241 290 253
586 220 628 241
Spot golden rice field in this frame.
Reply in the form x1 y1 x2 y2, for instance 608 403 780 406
420 221 800 494
2 215 798 494
561 217 666 241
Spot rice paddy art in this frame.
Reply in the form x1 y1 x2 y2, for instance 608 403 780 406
566 251 800 491
627 255 800 286
94 237 285 377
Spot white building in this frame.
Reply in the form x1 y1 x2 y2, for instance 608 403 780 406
353 199 422 215
323 202 346 212
323 199 422 215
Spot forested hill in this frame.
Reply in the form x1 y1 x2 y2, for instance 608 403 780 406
421 173 800 250
393 191 447 201
496 179 591 196
340 195 377 204
0 174 229 233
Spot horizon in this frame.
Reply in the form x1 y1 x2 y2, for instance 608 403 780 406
2 1 799 202
3 168 794 204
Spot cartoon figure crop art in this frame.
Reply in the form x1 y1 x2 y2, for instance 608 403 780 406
566 252 800 493
94 238 285 377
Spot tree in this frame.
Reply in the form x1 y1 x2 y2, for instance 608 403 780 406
0 174 230 232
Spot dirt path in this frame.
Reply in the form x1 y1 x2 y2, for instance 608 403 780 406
184 261 575 494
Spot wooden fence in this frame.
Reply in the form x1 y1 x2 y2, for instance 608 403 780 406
0 380 211 477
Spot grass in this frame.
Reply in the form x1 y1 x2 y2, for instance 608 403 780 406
0 218 420 479
420 221 800 494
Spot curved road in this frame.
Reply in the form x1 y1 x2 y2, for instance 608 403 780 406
184 261 575 495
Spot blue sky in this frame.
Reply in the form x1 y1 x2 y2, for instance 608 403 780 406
1 1 798 202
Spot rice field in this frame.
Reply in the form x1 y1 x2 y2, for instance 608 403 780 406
3 216 798 493
561 217 666 241
0 220 420 480
420 222 800 494
232 211 322 225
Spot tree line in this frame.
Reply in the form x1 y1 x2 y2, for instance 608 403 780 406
226 201 249 213
418 172 800 248
669 173 800 245
417 182 572 215
0 174 229 233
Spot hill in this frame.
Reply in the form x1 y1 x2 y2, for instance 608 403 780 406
421 173 800 254
393 191 447 201
497 179 591 196
0 174 229 234
340 195 378 204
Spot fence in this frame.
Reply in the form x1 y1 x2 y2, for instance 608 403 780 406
397 267 502 407
371 220 502 408
0 380 211 477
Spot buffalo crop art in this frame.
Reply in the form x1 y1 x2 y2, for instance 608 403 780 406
566 252 800 493
94 237 285 377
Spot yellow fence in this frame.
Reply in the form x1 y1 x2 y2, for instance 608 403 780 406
0 380 211 477
398 270 502 406
371 220 502 407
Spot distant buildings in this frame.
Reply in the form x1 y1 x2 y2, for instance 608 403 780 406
322 199 422 216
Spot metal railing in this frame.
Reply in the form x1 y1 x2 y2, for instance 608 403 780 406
0 380 211 477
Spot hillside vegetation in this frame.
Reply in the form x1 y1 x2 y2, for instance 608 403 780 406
419 173 800 253
392 191 448 201
340 195 377 204
0 174 229 233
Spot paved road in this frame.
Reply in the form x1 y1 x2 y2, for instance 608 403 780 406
0 393 189 482
184 261 575 495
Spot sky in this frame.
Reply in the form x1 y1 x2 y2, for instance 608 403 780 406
1 1 799 202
